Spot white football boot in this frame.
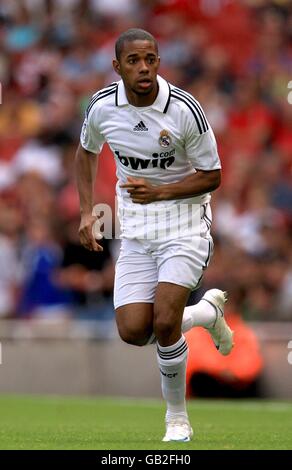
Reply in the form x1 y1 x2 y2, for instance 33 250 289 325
162 416 193 442
203 289 234 356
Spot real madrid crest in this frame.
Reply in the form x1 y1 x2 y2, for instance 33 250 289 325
159 129 172 148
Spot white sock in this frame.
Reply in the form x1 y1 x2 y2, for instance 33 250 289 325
181 299 216 332
157 335 188 420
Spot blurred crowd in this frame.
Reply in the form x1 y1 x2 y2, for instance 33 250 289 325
0 0 291 324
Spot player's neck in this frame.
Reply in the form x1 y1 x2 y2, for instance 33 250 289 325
125 81 159 107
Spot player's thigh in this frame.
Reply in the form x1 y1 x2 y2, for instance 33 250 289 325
154 282 190 344
115 302 153 346
114 239 157 345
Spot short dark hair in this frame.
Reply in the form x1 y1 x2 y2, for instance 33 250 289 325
115 28 158 60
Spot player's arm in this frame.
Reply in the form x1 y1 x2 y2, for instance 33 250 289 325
156 169 221 200
75 144 103 251
120 170 220 203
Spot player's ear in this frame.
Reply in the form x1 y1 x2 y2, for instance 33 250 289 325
113 59 121 76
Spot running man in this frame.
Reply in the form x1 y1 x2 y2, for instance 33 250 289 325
76 28 234 442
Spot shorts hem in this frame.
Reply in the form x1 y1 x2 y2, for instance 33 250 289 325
115 299 154 309
157 279 194 290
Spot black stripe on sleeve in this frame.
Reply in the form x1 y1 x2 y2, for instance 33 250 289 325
173 87 209 132
115 84 118 106
163 82 171 114
171 92 203 134
87 83 117 107
86 85 117 117
205 213 212 226
203 216 211 230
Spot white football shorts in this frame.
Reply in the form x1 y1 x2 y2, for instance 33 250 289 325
114 203 214 309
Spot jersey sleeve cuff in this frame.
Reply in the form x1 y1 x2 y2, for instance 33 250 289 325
80 141 98 155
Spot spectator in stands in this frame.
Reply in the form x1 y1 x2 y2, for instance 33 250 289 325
17 218 73 319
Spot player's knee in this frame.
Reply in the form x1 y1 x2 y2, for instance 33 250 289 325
117 324 148 347
153 316 174 341
153 303 179 341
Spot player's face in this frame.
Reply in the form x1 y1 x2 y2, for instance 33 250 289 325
113 40 160 100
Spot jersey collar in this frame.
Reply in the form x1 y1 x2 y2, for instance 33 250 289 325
116 75 171 113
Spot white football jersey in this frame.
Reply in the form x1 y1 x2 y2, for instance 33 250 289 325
80 75 221 239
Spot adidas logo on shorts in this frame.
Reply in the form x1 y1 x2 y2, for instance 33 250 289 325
133 121 148 131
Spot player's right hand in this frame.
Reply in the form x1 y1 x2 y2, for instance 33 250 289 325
78 214 103 252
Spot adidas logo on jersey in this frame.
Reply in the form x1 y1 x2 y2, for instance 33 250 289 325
133 121 148 131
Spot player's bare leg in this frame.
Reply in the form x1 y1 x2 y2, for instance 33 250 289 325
147 288 234 356
115 303 153 346
154 282 193 442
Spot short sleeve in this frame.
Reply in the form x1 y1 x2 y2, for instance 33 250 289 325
184 104 221 171
80 108 105 155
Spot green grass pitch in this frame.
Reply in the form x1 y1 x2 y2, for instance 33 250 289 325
0 395 291 450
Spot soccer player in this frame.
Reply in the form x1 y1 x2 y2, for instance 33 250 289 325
76 28 234 442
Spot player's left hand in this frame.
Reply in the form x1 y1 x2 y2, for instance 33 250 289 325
120 177 160 204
